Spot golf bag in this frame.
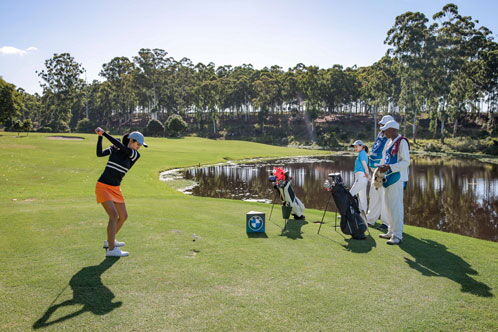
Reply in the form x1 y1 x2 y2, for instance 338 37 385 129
269 167 305 219
326 173 367 239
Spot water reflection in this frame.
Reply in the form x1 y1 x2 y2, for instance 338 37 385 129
184 156 498 242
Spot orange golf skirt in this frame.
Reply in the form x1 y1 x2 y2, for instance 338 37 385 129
95 182 125 204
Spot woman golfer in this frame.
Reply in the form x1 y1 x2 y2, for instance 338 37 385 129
349 140 370 218
95 127 147 257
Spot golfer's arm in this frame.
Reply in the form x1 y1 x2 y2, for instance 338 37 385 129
96 136 110 157
361 160 369 175
102 132 125 149
102 132 135 157
390 140 410 172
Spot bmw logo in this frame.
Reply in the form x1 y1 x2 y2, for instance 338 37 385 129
248 216 264 231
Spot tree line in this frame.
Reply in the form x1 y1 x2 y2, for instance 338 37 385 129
1 3 497 143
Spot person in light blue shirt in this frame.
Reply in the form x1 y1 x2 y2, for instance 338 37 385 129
354 148 369 173
350 140 370 215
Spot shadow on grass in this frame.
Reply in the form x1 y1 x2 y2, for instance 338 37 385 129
317 233 347 248
400 234 493 298
343 235 377 253
33 257 122 329
281 219 308 240
246 232 269 238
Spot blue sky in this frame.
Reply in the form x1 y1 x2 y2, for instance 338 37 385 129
1 0 497 94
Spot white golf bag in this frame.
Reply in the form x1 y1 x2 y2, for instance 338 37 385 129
277 180 305 219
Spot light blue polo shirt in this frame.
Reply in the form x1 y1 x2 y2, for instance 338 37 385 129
354 150 368 173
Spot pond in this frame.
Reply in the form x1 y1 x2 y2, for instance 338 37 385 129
182 155 498 242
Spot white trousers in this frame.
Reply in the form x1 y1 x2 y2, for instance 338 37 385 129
349 172 368 213
366 182 388 225
384 180 404 239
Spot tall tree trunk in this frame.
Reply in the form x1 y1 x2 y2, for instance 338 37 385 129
412 112 417 144
440 117 445 144
373 106 377 140
452 118 458 137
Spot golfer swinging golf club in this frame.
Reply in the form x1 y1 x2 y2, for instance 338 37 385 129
94 127 147 257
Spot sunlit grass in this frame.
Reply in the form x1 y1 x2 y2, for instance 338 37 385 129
0 133 496 331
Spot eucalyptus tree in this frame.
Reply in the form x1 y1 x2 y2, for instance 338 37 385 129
432 3 495 139
231 64 256 120
252 70 280 133
287 63 307 113
268 65 286 114
281 69 302 113
171 57 197 115
132 48 173 114
297 65 322 113
17 88 42 125
192 62 218 133
0 77 21 127
37 53 85 130
320 65 360 114
100 56 137 128
356 58 399 136
216 65 236 118
85 80 113 129
479 47 498 133
386 11 434 142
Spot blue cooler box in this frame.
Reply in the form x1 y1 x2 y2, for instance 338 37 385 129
246 211 265 233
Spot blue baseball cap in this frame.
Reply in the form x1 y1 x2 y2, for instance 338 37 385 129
128 131 148 147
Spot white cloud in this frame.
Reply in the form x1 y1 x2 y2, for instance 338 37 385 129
0 46 38 56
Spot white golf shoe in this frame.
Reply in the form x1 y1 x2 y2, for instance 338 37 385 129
386 236 402 245
103 240 125 249
106 247 129 257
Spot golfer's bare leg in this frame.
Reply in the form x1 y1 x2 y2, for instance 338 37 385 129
114 202 128 234
102 201 118 250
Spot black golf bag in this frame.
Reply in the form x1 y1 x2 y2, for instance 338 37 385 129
327 173 367 239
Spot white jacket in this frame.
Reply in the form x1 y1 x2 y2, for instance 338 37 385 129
382 135 410 182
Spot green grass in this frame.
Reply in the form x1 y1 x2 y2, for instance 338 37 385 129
0 133 497 331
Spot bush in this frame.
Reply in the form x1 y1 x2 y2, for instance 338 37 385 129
75 118 95 133
448 137 486 153
22 119 33 136
11 120 22 135
484 139 498 156
37 126 52 133
165 114 188 137
3 118 15 131
317 132 340 149
49 120 70 133
425 142 442 152
146 119 164 137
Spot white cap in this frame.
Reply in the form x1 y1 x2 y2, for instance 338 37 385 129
379 115 394 125
380 120 400 131
350 140 365 147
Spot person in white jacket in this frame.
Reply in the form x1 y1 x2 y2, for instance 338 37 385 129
377 120 410 245
366 115 393 230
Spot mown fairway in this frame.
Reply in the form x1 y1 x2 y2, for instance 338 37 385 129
0 133 497 331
